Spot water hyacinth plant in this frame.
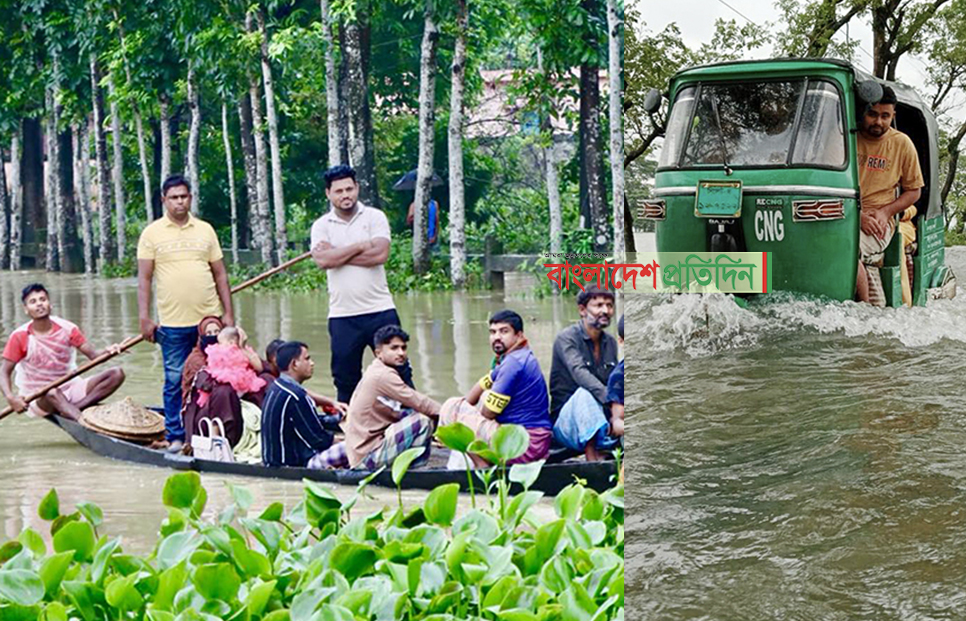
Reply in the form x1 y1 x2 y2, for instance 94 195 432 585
0 425 624 620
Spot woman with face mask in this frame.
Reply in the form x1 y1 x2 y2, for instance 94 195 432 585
180 316 225 401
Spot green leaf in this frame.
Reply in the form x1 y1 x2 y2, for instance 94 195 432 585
162 473 202 510
330 543 377 582
535 520 567 565
453 510 500 544
435 422 475 453
61 581 95 621
49 513 79 537
492 425 530 463
507 492 544 526
240 519 281 559
424 484 459 527
290 587 336 621
391 447 426 486
226 483 254 513
156 532 199 571
154 563 188 611
230 540 271 579
0 570 44 606
509 460 544 491
263 611 291 621
146 610 175 621
258 502 284 522
91 539 121 585
52 521 95 562
40 601 68 621
37 490 59 521
560 583 597 621
191 486 208 519
105 574 143 611
539 557 573 594
76 503 103 528
38 553 74 595
245 580 277 617
498 610 539 621
467 440 500 465
16 530 45 559
192 564 241 602
554 485 586 520
0 544 22 567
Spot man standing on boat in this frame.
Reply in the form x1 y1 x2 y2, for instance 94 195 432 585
549 286 619 460
310 165 411 404
137 174 235 452
856 85 924 307
439 310 553 465
1 283 125 421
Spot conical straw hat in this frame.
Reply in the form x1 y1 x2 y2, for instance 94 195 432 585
80 397 165 436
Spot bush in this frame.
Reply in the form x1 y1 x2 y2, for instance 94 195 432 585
0 426 624 621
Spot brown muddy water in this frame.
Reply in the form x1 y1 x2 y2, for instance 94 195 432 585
627 247 966 620
0 271 596 553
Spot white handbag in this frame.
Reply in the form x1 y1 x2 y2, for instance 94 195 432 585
192 417 235 463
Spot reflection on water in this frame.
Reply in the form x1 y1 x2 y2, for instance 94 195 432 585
627 248 966 620
0 271 593 551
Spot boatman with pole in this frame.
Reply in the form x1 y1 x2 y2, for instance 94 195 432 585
1 284 125 421
137 174 235 452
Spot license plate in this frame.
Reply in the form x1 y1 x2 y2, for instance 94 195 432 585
695 180 742 218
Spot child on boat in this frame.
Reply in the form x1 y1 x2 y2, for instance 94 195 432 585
198 327 266 405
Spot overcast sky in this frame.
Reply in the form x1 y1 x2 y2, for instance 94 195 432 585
634 0 941 105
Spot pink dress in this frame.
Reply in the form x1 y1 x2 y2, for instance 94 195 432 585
196 344 266 407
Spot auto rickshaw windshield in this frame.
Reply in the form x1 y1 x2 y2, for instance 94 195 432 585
658 79 846 170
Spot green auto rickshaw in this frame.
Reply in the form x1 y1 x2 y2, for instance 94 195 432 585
640 58 956 306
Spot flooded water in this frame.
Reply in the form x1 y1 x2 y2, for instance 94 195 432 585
0 271 584 553
626 247 966 619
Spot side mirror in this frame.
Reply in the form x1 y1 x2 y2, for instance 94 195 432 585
643 88 663 114
856 80 883 104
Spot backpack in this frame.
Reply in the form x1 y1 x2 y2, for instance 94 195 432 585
192 417 235 463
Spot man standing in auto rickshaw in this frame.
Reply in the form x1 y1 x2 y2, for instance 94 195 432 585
855 85 924 307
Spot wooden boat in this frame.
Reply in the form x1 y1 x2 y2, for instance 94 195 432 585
50 415 618 495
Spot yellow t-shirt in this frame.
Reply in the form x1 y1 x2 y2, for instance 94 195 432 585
856 127 924 211
136 215 224 327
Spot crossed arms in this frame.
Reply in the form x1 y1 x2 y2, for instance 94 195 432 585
311 238 390 269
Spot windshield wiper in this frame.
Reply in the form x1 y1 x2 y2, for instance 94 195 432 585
709 93 733 176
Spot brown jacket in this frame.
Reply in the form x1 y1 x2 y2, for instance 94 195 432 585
344 358 441 467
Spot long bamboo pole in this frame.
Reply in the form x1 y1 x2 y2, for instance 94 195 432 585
0 251 313 421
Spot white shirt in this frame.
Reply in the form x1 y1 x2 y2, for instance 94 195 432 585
310 203 396 318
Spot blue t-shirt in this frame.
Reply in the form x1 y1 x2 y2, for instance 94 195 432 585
606 360 624 406
485 348 551 429
427 200 438 241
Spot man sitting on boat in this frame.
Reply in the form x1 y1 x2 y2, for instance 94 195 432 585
1 283 125 421
259 337 348 415
855 85 924 307
439 309 553 466
550 286 619 461
310 325 440 470
261 342 342 468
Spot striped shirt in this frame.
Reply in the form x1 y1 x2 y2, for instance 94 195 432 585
260 374 333 467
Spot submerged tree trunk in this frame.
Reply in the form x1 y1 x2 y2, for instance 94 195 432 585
448 0 468 288
114 10 153 223
58 126 78 273
75 120 94 273
45 87 61 271
607 0 624 258
337 24 351 166
321 0 342 167
107 73 127 261
91 54 114 267
411 0 439 275
9 130 21 270
257 9 288 265
238 94 259 251
160 94 172 182
222 102 239 264
344 7 378 207
547 140 563 256
580 64 608 253
186 65 201 212
0 139 8 270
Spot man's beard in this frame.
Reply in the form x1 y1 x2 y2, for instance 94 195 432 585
587 312 611 330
